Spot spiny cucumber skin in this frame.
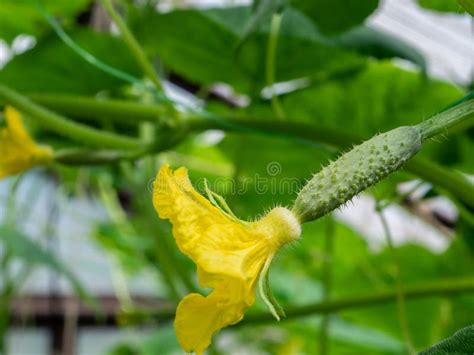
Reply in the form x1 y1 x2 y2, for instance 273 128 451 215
292 126 422 223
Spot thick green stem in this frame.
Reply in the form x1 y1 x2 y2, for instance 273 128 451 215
18 94 474 207
405 158 474 207
417 99 474 140
187 114 357 147
53 148 149 165
123 277 474 325
188 115 474 209
242 278 474 325
29 94 168 125
101 0 163 91
0 85 142 150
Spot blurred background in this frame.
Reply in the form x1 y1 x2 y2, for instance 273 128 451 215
0 0 473 354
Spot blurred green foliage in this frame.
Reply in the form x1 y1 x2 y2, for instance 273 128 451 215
0 30 140 94
0 0 91 43
0 0 473 354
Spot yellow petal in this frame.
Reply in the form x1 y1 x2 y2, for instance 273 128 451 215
0 106 53 179
175 283 247 354
153 164 269 284
153 164 301 353
5 106 34 144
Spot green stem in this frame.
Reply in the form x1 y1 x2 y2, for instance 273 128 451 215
376 207 415 354
242 277 474 325
319 216 334 355
123 277 474 325
30 93 473 147
266 13 285 119
188 115 474 208
187 114 356 147
19 94 474 207
0 85 143 150
29 94 168 125
417 99 474 140
53 148 149 165
100 0 163 91
0 306 7 355
404 159 474 208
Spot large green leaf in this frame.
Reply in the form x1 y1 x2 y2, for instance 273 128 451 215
336 26 427 73
0 225 91 301
290 0 379 34
132 5 429 96
277 61 463 132
131 6 366 95
0 0 91 43
0 29 141 95
226 61 467 169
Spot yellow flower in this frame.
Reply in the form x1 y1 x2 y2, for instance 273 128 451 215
153 164 301 354
0 106 53 179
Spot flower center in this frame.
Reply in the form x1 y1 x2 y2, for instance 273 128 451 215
254 207 301 248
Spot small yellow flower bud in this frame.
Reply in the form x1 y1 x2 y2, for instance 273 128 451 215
0 106 53 179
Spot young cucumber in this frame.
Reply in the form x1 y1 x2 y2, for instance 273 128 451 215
292 126 422 223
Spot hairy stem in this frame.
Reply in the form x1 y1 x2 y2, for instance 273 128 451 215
101 0 163 91
188 115 474 209
0 85 143 150
417 99 474 140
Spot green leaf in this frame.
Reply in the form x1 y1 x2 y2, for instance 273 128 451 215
275 62 461 133
0 29 141 95
417 0 464 13
458 0 474 15
132 5 426 96
290 0 379 34
131 6 366 95
259 62 467 168
420 325 474 354
0 0 91 43
0 225 91 302
336 26 427 73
